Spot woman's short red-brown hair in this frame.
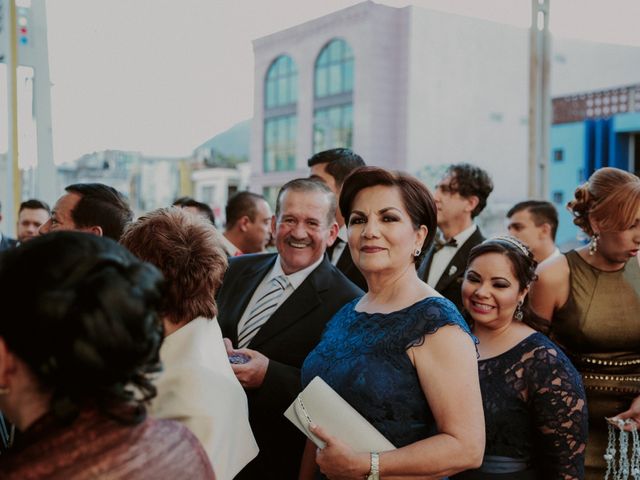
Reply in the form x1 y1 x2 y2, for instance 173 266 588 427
568 167 640 236
339 166 437 264
120 207 228 324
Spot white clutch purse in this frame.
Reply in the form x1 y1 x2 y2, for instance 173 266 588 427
284 376 396 452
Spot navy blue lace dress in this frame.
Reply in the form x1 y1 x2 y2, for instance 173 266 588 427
453 332 588 480
301 296 475 453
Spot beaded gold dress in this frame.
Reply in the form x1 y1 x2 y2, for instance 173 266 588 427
550 250 640 479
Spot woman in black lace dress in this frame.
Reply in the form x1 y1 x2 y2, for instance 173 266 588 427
454 237 588 480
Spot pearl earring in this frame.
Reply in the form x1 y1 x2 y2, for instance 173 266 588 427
589 233 599 256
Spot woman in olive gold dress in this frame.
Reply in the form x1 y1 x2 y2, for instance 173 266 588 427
530 167 640 479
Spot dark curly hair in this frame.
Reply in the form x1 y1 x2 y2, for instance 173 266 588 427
466 236 549 332
446 163 494 218
0 232 164 424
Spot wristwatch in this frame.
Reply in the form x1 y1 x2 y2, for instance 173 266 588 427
367 452 380 480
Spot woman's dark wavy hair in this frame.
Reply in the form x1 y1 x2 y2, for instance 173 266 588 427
339 166 437 265
0 231 164 424
466 236 549 333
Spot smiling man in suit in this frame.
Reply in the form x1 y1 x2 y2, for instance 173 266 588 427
217 178 363 479
418 163 493 311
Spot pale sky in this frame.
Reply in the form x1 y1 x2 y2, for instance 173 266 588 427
35 0 640 164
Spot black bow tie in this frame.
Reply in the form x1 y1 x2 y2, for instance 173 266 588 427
434 237 458 252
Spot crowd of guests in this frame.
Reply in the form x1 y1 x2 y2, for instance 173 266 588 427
0 148 638 480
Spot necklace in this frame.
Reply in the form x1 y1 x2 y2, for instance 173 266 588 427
605 418 640 480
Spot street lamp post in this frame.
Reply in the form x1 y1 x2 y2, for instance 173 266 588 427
528 0 551 199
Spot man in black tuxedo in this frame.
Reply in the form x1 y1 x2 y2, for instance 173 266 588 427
217 178 363 480
0 201 17 252
308 148 367 291
418 163 493 311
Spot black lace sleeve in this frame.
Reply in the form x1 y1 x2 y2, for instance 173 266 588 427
525 343 588 480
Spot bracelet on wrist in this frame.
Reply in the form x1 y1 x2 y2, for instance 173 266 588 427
366 452 380 480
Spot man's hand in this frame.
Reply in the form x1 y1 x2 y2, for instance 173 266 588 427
223 337 269 389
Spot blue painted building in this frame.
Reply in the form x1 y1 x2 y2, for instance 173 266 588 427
550 84 640 245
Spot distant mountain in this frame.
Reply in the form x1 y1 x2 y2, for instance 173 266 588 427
195 119 251 160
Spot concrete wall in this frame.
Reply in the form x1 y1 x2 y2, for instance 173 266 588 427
552 38 640 96
405 8 529 204
549 122 588 245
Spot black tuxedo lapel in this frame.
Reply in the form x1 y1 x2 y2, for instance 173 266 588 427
221 256 274 346
434 249 468 292
335 247 351 272
417 244 436 282
435 228 484 292
335 247 367 291
249 259 331 349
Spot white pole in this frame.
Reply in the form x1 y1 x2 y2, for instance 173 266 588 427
7 0 20 229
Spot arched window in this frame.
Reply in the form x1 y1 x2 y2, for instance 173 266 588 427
264 55 298 172
265 55 297 109
314 39 354 98
313 39 354 153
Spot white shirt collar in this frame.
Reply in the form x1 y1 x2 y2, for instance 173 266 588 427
451 223 478 247
272 254 324 290
337 225 348 243
540 247 562 264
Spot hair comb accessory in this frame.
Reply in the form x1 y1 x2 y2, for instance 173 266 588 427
491 236 530 257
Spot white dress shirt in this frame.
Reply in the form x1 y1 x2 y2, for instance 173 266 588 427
236 254 324 339
150 317 258 480
427 224 478 286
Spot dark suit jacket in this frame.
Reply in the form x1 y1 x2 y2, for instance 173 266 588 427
418 227 485 311
0 235 17 252
335 244 367 292
217 253 363 480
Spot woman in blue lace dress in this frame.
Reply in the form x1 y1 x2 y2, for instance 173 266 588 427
300 167 484 480
454 237 588 480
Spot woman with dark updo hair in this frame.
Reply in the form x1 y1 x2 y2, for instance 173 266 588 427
530 167 640 478
454 237 587 479
0 232 215 479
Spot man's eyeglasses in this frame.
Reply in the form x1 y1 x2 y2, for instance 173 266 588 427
435 183 458 195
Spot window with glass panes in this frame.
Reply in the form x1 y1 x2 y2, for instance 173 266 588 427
265 55 298 109
313 39 354 153
263 115 297 173
263 55 298 172
314 39 354 98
